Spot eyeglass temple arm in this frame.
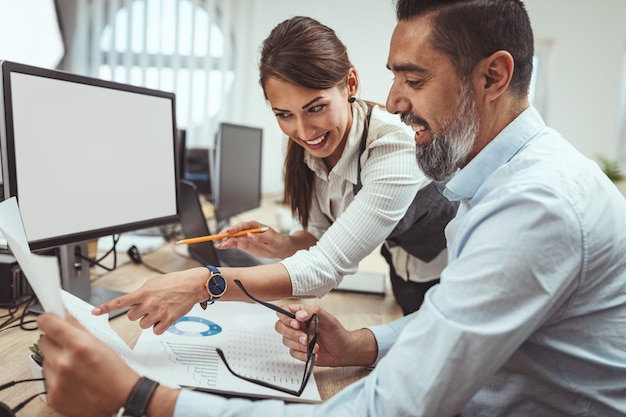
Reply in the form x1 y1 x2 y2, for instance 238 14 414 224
234 279 296 319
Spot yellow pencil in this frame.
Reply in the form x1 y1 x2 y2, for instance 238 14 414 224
175 226 269 245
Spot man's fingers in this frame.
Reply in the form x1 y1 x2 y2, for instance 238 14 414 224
36 313 89 357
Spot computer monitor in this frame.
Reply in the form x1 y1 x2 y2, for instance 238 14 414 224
212 122 263 225
0 60 179 312
176 129 187 180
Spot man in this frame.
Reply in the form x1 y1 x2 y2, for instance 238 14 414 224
37 0 626 416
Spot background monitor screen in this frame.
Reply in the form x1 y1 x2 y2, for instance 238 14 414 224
212 122 263 224
0 60 179 252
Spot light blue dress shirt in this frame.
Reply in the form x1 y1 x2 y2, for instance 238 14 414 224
173 107 626 416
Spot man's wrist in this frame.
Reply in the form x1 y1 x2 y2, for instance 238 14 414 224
146 385 180 417
350 328 379 367
117 377 159 417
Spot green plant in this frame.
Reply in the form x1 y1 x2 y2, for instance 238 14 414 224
596 155 624 183
29 342 43 366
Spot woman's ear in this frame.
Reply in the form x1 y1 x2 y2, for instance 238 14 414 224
478 50 514 102
347 67 359 98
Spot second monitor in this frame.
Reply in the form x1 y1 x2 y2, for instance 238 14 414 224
212 122 263 226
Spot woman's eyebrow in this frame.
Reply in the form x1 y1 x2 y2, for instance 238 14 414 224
302 96 326 110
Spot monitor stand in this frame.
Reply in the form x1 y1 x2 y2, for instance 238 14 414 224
28 241 129 319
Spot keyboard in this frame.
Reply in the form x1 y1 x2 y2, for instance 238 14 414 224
215 247 279 268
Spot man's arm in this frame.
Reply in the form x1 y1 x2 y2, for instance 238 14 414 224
36 313 179 417
275 304 379 367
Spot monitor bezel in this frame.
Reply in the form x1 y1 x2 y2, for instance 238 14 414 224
0 60 180 251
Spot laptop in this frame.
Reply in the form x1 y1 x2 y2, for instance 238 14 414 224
178 179 273 267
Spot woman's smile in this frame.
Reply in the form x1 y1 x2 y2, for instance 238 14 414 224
304 132 330 149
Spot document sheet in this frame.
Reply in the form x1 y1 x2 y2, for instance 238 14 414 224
0 197 320 403
133 302 321 403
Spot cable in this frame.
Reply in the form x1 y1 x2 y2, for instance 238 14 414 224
18 296 38 331
0 305 18 331
0 295 37 332
74 235 120 272
126 245 167 275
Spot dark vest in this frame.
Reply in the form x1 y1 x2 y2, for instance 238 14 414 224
353 105 458 262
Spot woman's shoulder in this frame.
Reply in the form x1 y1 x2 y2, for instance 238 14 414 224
367 104 413 144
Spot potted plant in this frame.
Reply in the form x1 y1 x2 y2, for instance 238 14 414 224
28 342 47 403
596 155 626 196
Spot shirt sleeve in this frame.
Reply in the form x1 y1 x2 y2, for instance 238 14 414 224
283 126 429 297
367 311 417 364
172 180 584 417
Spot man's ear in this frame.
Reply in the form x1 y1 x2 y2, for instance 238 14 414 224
478 50 514 102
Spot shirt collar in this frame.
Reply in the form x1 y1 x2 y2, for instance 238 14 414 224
444 106 545 202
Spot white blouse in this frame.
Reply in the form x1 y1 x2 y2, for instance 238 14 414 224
281 100 446 297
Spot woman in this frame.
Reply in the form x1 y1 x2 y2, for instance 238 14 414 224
93 16 456 330
220 16 456 314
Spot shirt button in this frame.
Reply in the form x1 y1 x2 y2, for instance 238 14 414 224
463 200 470 208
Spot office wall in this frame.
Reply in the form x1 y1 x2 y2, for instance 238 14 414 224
229 0 626 194
5 1 623 195
227 0 398 195
524 0 626 166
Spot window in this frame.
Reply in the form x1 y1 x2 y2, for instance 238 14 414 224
75 0 235 147
619 45 626 165
529 38 555 123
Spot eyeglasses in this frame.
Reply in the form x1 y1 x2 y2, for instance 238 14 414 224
216 279 318 397
0 378 46 417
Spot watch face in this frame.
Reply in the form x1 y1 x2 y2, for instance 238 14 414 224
208 274 227 298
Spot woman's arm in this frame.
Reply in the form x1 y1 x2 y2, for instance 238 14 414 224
94 262 294 334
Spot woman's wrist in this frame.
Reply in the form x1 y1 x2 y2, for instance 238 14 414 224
194 266 213 304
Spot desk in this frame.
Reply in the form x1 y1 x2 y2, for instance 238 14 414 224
0 196 402 416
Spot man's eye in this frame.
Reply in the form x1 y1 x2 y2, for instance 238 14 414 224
405 79 424 88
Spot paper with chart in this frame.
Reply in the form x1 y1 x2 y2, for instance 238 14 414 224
132 301 321 403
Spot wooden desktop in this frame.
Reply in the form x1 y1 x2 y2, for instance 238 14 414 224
0 194 401 416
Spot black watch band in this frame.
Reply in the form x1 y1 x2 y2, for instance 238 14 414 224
118 377 159 417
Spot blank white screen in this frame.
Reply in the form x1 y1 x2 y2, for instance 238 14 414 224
8 72 177 246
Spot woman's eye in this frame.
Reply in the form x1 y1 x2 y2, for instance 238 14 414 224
275 112 291 120
309 104 325 113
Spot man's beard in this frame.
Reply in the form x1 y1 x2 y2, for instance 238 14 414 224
404 82 479 181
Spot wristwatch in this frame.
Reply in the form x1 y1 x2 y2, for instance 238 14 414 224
116 377 159 417
200 265 227 309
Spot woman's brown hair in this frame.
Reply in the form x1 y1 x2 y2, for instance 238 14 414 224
259 16 354 229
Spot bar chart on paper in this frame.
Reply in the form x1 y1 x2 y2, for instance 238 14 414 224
163 341 220 386
131 303 321 403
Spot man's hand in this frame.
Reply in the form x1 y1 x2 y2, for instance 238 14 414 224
36 313 139 416
37 313 179 417
275 304 379 368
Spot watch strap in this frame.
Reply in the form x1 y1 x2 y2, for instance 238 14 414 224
206 265 220 275
117 377 159 417
200 265 221 310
